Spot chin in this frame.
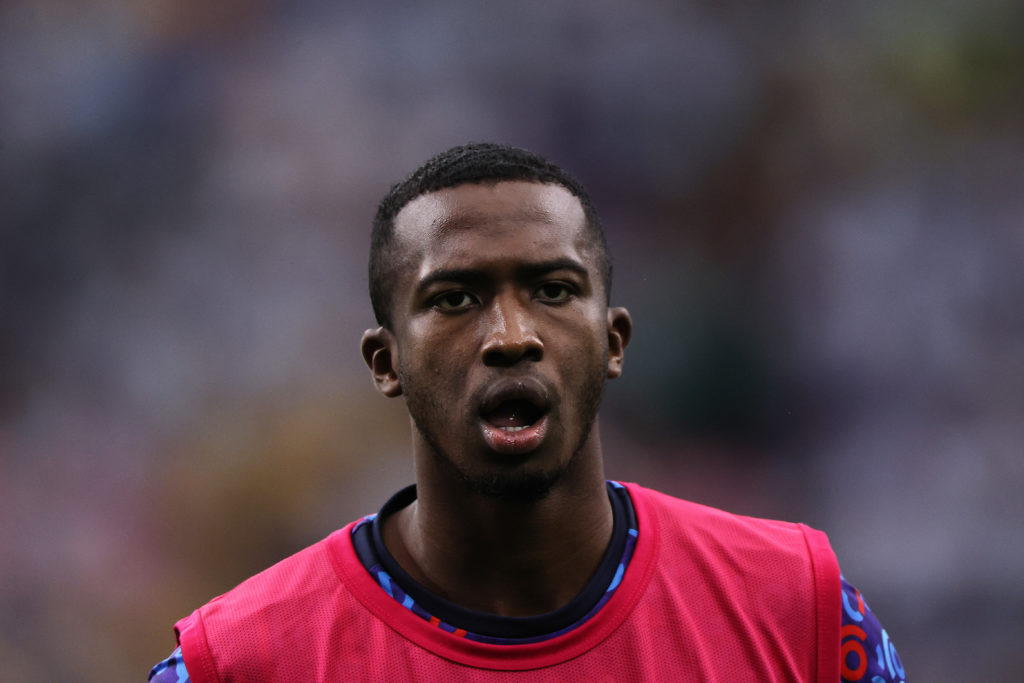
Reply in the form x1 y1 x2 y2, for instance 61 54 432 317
461 468 562 503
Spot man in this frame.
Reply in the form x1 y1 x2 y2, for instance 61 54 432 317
151 143 904 681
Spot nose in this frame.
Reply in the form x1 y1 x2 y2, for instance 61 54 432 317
480 294 543 367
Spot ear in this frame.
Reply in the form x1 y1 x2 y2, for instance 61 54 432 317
605 306 632 379
360 327 403 397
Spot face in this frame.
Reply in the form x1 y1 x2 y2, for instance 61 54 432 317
362 181 631 501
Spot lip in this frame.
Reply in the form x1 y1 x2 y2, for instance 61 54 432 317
480 414 549 454
476 377 552 455
478 377 551 415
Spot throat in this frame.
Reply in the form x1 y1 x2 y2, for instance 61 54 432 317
368 480 630 635
399 493 613 616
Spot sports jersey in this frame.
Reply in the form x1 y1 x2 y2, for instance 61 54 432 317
150 482 904 682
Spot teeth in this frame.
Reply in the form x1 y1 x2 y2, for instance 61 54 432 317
499 425 530 432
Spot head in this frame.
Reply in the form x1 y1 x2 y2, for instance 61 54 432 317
370 142 612 330
362 144 630 502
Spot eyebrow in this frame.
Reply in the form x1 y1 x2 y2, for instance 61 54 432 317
416 258 590 293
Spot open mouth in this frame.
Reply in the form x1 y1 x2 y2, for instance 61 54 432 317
482 399 545 433
477 381 551 454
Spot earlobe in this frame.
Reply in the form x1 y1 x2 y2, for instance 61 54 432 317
360 327 403 397
605 307 632 379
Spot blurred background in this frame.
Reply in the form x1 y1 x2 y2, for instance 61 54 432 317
2 0 1023 679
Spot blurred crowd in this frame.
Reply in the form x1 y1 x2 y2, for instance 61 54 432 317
2 1 1022 680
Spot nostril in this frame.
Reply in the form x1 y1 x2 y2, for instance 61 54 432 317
482 338 543 366
522 345 542 362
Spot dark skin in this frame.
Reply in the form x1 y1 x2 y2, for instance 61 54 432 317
361 181 632 617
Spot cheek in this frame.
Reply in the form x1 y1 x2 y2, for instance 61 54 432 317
416 331 472 378
559 315 609 354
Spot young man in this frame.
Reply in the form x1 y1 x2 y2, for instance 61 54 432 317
151 143 904 681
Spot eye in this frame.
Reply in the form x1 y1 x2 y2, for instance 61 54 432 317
433 291 477 312
536 283 572 303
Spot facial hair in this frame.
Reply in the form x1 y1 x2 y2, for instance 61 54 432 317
399 355 608 503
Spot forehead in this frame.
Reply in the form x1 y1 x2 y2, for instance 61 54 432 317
391 181 592 271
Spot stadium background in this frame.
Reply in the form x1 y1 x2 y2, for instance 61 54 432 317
2 1 1022 679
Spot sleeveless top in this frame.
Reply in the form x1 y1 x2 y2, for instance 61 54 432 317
174 482 841 681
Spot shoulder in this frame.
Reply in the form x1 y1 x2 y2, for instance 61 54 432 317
201 529 346 619
624 481 838 592
622 482 843 681
625 481 831 553
176 526 359 683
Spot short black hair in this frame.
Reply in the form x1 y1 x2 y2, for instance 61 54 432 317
369 142 611 328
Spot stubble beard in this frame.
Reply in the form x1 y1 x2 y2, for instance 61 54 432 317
400 360 608 503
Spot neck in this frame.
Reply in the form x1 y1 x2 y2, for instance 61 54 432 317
382 429 613 617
